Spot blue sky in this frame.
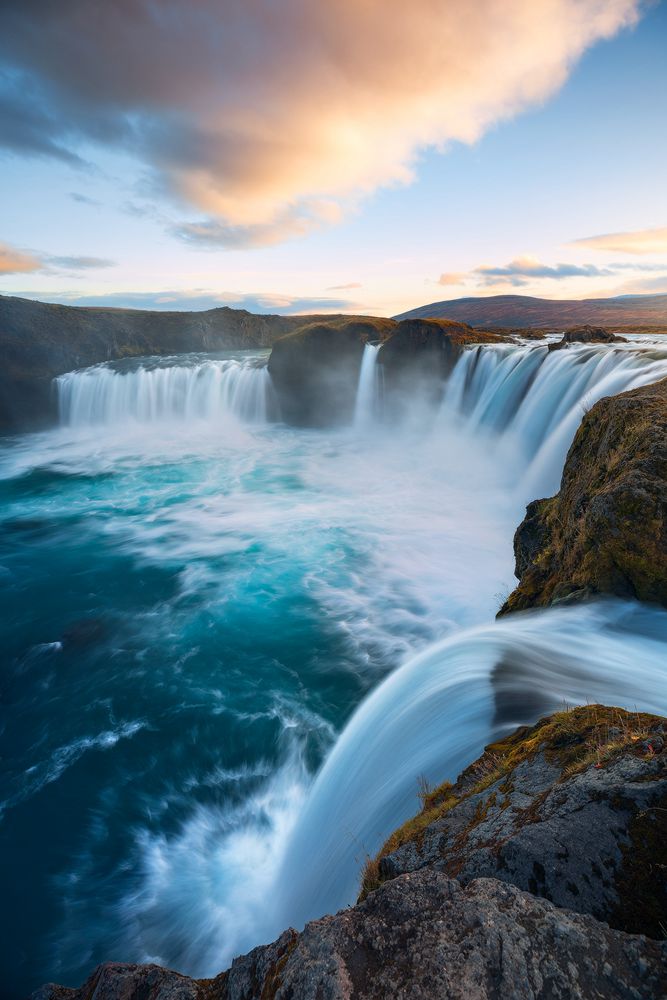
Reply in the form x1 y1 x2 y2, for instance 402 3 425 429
0 0 665 316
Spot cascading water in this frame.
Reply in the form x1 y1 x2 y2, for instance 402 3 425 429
353 343 381 427
436 340 667 497
56 352 276 427
3 336 667 997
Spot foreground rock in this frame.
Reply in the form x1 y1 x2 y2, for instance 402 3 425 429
33 872 667 1000
0 294 353 430
34 706 667 1000
364 706 667 939
500 377 667 614
549 325 627 350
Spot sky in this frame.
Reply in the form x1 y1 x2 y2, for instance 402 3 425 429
0 0 666 317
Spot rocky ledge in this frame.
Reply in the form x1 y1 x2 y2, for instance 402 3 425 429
500 376 667 614
34 706 667 1000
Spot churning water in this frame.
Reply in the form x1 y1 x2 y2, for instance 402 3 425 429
2 341 667 996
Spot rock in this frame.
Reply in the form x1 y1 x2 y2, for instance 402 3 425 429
33 874 667 1000
267 317 396 426
548 325 627 351
499 376 667 614
34 707 667 1000
364 706 667 940
377 319 508 412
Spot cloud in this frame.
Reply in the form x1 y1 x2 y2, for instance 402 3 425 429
0 1 641 246
570 226 667 255
474 255 613 286
328 282 362 291
433 254 667 291
44 255 116 270
0 240 41 274
0 241 115 276
15 289 359 314
437 273 467 286
70 192 100 206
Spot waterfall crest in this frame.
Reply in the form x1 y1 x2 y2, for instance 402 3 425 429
56 355 276 427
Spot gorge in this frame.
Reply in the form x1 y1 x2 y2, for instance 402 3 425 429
1 309 666 998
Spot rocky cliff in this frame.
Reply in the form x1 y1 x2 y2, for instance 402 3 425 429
0 295 350 430
267 316 395 425
33 706 667 1000
500 377 667 614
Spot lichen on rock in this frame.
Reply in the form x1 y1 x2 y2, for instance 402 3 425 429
500 376 667 614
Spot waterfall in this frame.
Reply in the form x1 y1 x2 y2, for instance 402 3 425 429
353 343 381 427
438 341 667 497
272 599 667 934
56 355 276 428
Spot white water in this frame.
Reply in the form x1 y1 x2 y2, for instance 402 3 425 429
111 600 667 974
56 354 275 427
437 341 667 497
39 336 667 980
354 343 381 427
273 600 667 932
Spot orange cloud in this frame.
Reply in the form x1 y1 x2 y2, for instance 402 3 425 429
0 0 641 246
570 226 667 255
0 241 41 275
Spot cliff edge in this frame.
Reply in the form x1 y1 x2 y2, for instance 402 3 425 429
33 706 667 1000
500 377 667 614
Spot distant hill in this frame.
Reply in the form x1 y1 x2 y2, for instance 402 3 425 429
396 293 667 328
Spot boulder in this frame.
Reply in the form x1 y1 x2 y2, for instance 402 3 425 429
500 377 667 613
548 325 627 351
267 317 395 426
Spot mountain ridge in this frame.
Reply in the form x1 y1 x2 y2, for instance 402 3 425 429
395 292 667 328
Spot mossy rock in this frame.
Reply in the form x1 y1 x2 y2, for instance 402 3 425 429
500 376 667 614
361 705 667 938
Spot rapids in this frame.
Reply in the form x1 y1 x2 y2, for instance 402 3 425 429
1 337 666 996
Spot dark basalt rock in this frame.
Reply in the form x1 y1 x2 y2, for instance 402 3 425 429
500 376 667 614
548 325 627 351
377 319 508 412
33 707 667 1000
268 317 396 426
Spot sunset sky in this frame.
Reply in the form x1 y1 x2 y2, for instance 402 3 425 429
0 0 666 316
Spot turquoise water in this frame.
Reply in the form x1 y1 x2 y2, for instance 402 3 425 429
3 344 667 997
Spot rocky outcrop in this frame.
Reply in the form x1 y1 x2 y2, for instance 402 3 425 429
32 873 667 1000
377 319 508 411
34 706 667 1000
267 317 395 426
500 377 667 614
364 705 667 939
268 317 508 426
0 295 352 430
548 325 627 351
